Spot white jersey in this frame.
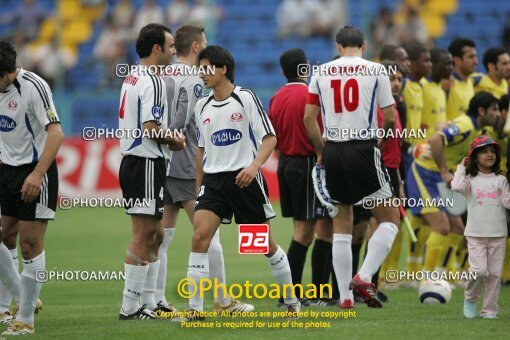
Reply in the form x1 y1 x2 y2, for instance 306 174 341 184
195 86 275 174
308 56 394 141
118 71 170 159
0 68 60 166
162 63 204 178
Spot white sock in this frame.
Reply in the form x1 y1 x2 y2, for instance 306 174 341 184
187 252 209 311
0 243 20 304
208 230 230 306
332 234 353 302
358 222 398 282
141 260 160 310
18 251 45 326
0 247 18 313
121 263 148 315
267 246 298 304
155 228 175 306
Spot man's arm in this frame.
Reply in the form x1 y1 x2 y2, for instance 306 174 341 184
142 121 186 150
195 147 205 193
303 104 323 161
380 105 396 134
235 134 276 188
21 123 64 202
429 133 453 184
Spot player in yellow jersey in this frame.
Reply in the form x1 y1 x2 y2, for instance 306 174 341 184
422 48 453 137
407 92 500 278
447 38 478 120
472 48 510 99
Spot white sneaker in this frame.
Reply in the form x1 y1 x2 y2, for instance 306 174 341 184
463 299 477 319
284 301 301 318
214 298 254 313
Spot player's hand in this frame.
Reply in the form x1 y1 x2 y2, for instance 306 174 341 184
316 154 323 165
21 170 44 202
167 135 186 151
235 163 259 188
441 171 454 189
462 157 469 166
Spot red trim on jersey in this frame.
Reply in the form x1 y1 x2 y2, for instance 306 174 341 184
306 92 321 106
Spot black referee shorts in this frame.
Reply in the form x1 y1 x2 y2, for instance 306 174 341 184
119 155 165 218
277 154 326 220
323 140 393 205
0 161 58 221
195 170 276 224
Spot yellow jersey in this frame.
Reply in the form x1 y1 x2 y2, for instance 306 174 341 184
422 79 447 137
402 77 424 145
472 73 509 99
446 72 475 120
414 114 476 172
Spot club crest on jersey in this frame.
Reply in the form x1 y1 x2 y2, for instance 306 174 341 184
152 105 163 120
194 84 203 98
211 129 242 146
203 118 211 125
447 125 459 136
7 100 17 110
0 115 16 132
230 112 243 122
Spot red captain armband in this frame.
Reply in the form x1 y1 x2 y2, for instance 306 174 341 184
307 92 321 106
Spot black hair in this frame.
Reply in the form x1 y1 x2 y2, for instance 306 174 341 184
380 59 406 77
135 23 172 59
0 41 17 76
467 91 498 118
379 45 400 61
198 45 235 82
482 47 508 72
175 25 205 56
448 38 476 59
279 48 307 80
405 43 427 62
430 47 449 64
499 94 510 112
335 26 364 48
466 144 501 176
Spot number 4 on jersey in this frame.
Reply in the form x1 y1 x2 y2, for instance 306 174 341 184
331 79 359 113
119 91 126 119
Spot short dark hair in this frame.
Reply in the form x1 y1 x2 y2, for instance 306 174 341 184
466 144 501 176
380 60 406 77
467 91 498 118
279 48 307 80
482 47 508 71
379 45 399 61
0 41 17 76
448 38 476 59
499 94 510 112
175 25 205 56
198 45 235 82
335 26 364 48
135 23 172 59
405 43 427 62
429 47 449 64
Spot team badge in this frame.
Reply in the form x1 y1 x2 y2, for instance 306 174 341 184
194 84 203 98
230 112 243 122
7 100 17 110
152 105 163 120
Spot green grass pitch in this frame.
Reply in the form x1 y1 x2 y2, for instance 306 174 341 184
13 206 510 339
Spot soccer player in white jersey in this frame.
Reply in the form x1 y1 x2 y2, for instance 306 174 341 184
0 41 63 335
156 26 253 313
118 24 185 320
304 27 400 308
184 45 299 320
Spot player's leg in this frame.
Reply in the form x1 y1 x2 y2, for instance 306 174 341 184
11 220 46 332
0 215 21 325
421 212 450 272
311 218 336 306
442 215 464 285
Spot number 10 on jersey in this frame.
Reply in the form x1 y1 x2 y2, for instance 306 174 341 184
331 79 359 113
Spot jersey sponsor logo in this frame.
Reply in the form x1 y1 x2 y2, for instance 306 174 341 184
194 84 203 98
151 105 163 120
203 118 211 125
239 224 269 254
230 112 243 122
0 115 16 131
211 129 242 146
7 100 17 110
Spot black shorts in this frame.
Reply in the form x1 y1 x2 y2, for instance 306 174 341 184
387 167 400 198
195 170 276 224
323 140 393 205
0 161 58 221
277 154 326 220
119 155 165 218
